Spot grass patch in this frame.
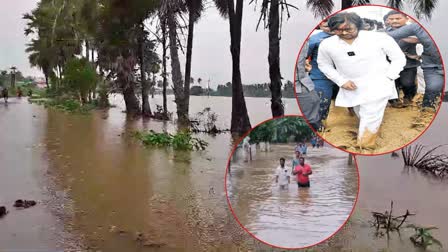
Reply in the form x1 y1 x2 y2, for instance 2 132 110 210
134 130 208 151
29 98 96 114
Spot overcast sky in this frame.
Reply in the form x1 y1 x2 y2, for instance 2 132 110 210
1 0 447 88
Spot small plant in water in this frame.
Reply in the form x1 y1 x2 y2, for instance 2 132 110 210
191 107 225 134
402 144 448 178
408 224 443 249
135 130 207 151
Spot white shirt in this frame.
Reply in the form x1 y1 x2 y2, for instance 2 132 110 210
275 166 290 186
317 31 406 107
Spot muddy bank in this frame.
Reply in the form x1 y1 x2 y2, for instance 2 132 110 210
322 96 436 154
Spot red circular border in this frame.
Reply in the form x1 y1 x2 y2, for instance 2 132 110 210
293 4 446 157
224 115 361 250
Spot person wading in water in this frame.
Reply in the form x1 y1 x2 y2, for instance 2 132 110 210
292 157 313 188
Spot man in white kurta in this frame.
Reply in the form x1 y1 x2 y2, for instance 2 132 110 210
317 12 406 148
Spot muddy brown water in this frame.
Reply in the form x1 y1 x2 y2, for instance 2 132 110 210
227 144 358 248
1 97 447 251
0 96 297 251
327 103 448 252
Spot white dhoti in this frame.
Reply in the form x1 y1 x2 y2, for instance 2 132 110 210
353 97 389 148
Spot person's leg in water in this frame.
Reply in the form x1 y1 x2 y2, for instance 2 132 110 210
422 67 444 109
355 98 389 148
297 182 310 188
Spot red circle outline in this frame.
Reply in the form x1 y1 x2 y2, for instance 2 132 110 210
292 4 446 157
224 115 361 250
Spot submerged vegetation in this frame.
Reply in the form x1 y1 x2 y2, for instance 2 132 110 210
30 98 98 114
371 201 443 250
408 224 443 250
402 144 448 178
134 130 208 150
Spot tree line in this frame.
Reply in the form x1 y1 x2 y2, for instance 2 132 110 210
23 0 436 135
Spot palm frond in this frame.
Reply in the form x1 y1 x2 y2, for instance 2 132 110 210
387 0 404 9
412 0 438 19
306 0 334 19
352 0 371 5
213 0 229 18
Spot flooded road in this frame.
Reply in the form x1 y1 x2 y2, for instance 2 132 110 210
227 144 358 248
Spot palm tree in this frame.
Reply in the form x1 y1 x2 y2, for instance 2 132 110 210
184 0 205 115
214 0 252 135
253 0 299 117
25 39 55 89
159 0 192 126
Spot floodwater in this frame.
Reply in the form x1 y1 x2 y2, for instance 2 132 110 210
112 94 300 129
227 144 358 248
323 95 436 154
326 103 448 252
0 95 298 252
2 95 447 252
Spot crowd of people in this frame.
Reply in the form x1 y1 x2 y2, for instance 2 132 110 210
296 9 443 149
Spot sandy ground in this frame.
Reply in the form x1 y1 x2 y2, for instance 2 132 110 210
321 95 437 154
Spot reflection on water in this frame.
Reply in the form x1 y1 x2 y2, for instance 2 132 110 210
342 104 448 252
228 144 358 248
0 97 254 251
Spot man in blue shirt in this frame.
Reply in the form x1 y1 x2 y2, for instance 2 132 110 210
385 10 421 108
386 20 444 109
307 20 336 129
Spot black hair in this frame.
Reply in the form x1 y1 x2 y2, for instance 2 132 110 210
376 22 384 29
280 157 285 162
299 157 305 160
328 12 363 32
385 10 407 20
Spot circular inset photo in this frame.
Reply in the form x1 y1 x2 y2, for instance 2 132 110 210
225 116 359 249
294 5 445 155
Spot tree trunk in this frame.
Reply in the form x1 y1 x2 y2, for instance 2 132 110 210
121 78 141 116
85 40 90 61
44 73 50 89
91 48 96 99
268 0 284 117
341 0 353 9
228 0 251 135
183 10 194 117
118 55 141 115
167 9 189 127
140 22 152 117
161 19 168 116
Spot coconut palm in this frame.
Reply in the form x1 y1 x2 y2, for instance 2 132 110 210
184 0 205 114
159 0 193 126
214 0 252 135
25 38 55 89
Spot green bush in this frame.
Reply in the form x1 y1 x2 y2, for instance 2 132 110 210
134 130 207 151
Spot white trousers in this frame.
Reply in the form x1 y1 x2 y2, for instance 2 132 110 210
353 97 389 140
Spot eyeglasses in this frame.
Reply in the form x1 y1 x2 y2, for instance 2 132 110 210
333 27 357 34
